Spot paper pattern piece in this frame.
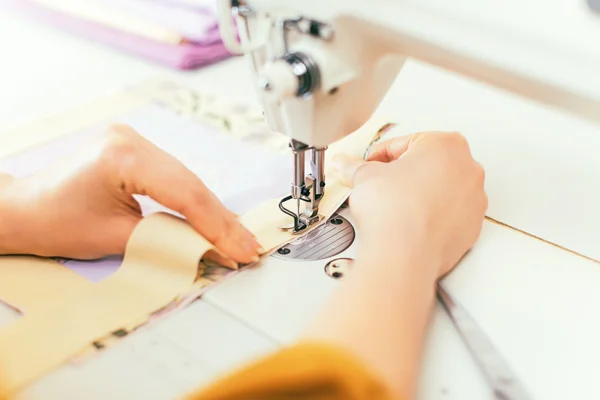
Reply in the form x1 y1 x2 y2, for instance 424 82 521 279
0 213 207 395
0 256 90 315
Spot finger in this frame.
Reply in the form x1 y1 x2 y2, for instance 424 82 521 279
104 126 261 264
204 249 238 270
366 135 412 163
330 154 368 187
140 162 262 264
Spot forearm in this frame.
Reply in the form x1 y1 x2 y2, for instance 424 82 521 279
303 245 438 399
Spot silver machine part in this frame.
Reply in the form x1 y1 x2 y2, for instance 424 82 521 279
291 148 306 200
273 213 355 261
281 142 327 233
298 146 325 227
310 147 326 197
437 283 533 400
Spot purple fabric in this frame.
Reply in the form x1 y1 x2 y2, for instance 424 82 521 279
8 0 233 70
90 0 220 43
59 257 123 283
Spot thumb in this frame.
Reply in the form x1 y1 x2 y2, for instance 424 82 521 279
366 135 413 162
330 154 367 187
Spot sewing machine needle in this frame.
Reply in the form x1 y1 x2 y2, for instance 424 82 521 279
436 282 533 400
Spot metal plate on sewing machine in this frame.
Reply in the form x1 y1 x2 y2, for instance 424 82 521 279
272 213 355 261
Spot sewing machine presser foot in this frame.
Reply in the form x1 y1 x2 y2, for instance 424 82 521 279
278 195 324 235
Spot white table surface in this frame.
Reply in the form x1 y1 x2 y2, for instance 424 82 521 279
2 3 600 400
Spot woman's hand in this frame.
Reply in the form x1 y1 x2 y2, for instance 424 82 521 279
0 125 261 263
333 130 487 280
306 130 487 398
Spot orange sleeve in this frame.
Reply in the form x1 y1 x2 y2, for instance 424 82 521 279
185 341 395 400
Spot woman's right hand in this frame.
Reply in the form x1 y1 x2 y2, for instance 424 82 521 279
332 130 487 280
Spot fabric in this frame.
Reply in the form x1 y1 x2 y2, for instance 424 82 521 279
0 213 206 396
71 0 223 43
6 0 232 70
0 256 91 315
186 342 395 400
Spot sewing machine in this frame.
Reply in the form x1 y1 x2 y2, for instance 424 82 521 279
3 1 600 399
216 0 600 227
208 2 599 398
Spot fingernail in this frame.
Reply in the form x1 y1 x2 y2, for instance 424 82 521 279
243 238 261 255
257 246 266 254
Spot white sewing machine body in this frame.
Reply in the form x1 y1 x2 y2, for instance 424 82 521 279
3 1 600 399
217 0 600 237
219 0 600 146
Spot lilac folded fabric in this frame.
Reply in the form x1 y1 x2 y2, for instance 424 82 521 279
95 0 221 43
8 0 233 70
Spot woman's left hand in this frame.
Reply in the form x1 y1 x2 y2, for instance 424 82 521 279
0 125 262 263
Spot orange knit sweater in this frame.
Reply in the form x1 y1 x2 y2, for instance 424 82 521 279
186 342 394 400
